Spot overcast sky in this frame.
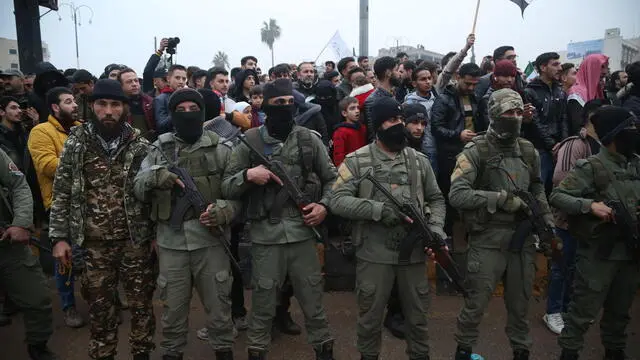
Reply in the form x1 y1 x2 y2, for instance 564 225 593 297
1 0 639 76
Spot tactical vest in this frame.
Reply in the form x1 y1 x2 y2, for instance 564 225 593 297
567 155 639 254
244 126 322 222
349 144 425 246
460 135 538 231
150 131 226 223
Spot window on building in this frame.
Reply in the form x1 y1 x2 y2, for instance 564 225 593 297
8 48 17 55
10 63 19 69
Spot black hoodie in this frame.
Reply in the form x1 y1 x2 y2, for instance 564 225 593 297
231 69 259 103
31 62 70 124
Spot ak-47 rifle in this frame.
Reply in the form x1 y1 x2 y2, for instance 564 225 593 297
361 170 468 297
148 142 241 273
605 200 640 261
511 189 563 261
239 136 323 240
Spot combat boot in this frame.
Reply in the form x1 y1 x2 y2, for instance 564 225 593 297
27 343 59 360
215 349 234 360
604 349 626 360
133 353 150 360
274 310 301 335
314 339 335 360
513 349 530 360
559 349 579 360
248 348 267 360
454 345 472 360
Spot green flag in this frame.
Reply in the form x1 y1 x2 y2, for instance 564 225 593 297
524 62 535 77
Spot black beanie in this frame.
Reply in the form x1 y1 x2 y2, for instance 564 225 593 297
89 79 128 103
315 80 336 99
402 103 428 124
263 78 293 103
592 106 636 145
168 88 205 113
372 97 402 130
197 88 222 120
71 69 94 84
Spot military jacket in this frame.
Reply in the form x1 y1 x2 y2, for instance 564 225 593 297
222 125 337 245
550 148 640 260
448 133 551 249
49 123 154 246
329 143 446 265
134 130 241 251
0 148 33 230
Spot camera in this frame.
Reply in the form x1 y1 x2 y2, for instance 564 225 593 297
166 37 180 55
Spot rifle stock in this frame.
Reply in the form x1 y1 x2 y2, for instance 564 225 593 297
362 171 468 297
606 200 640 261
239 136 322 240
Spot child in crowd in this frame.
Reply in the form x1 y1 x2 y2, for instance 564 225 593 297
332 97 367 166
249 85 266 128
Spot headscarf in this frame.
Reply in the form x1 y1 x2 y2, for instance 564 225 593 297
568 54 609 104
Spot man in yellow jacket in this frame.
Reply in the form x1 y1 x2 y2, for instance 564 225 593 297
27 86 85 328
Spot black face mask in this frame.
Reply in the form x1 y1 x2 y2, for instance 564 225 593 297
614 129 640 159
172 111 204 144
377 123 407 152
264 104 295 141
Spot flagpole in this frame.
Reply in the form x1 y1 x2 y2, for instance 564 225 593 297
471 0 481 34
314 31 339 64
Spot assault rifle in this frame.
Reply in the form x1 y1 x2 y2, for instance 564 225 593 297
510 190 563 262
606 200 640 261
0 224 51 253
361 170 468 297
147 142 241 273
239 136 323 240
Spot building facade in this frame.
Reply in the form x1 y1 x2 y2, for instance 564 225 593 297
0 37 50 72
377 44 444 65
559 28 640 71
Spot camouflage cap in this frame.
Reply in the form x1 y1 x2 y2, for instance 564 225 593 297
488 88 524 120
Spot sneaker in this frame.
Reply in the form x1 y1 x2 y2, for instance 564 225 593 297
543 313 564 335
64 306 85 328
234 315 249 331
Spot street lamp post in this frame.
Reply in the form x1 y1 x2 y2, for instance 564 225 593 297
58 2 94 69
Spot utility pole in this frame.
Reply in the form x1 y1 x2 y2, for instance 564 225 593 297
58 2 93 69
359 0 369 57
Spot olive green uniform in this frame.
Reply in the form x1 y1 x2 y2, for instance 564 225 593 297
550 149 640 353
221 125 336 351
0 148 53 347
134 131 241 357
448 133 550 352
329 143 446 359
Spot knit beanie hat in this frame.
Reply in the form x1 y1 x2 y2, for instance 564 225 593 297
197 88 221 120
168 88 205 113
402 103 428 124
71 69 94 84
315 80 336 99
592 106 637 145
493 59 518 77
263 78 293 102
89 79 128 103
372 96 402 130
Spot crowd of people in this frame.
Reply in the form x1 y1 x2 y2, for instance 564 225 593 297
0 32 639 360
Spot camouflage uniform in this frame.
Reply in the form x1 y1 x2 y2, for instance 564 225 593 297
448 89 551 359
329 143 446 359
0 148 56 358
221 125 337 355
133 130 241 358
49 122 156 359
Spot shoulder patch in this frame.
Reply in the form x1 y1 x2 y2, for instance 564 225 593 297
332 162 354 190
450 153 472 182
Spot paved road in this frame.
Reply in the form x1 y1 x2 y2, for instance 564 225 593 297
1 285 638 360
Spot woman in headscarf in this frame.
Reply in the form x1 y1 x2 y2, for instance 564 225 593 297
567 54 609 135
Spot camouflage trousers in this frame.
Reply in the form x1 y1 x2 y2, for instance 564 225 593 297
80 240 156 359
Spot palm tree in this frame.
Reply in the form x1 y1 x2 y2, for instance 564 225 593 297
212 51 230 70
260 18 281 67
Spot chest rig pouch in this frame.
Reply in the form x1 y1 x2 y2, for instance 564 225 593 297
244 127 321 223
151 132 223 223
460 136 537 232
352 145 425 250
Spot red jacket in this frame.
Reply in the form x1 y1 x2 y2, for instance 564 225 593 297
332 121 367 166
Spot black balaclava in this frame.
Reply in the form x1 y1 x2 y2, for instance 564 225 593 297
169 88 205 144
263 78 295 141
